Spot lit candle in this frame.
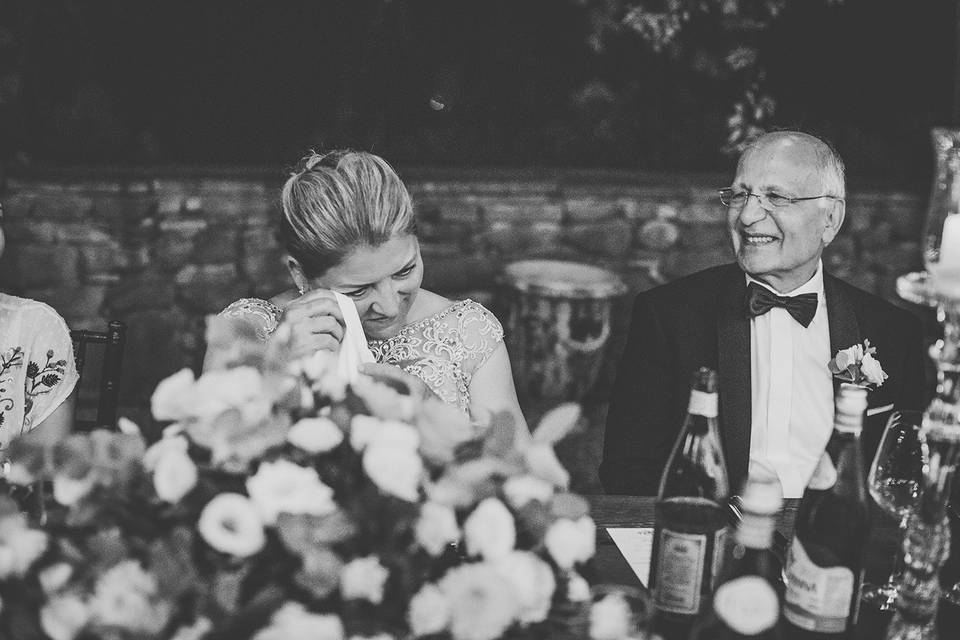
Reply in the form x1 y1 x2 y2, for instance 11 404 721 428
934 214 960 298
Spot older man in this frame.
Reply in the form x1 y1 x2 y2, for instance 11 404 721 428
600 131 927 497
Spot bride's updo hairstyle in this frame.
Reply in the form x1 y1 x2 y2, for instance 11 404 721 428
280 150 417 278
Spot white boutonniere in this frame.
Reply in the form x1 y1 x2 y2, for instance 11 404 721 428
828 339 888 389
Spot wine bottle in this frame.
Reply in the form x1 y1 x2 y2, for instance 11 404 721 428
689 472 785 639
783 383 871 639
649 367 730 640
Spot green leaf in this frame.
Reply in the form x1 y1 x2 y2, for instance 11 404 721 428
276 510 357 555
550 493 590 521
295 547 343 599
482 411 517 459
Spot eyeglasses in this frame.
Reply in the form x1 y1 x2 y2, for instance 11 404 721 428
718 188 844 211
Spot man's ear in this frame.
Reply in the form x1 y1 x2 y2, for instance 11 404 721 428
821 200 846 246
287 257 309 294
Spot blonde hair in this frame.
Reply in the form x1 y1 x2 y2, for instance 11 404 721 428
280 150 416 277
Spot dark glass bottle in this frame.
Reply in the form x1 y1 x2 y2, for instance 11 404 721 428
649 367 730 640
783 384 871 639
689 472 785 639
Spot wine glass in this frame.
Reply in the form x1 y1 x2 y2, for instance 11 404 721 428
861 410 926 610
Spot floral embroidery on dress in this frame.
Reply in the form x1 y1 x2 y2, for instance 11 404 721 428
368 300 504 414
0 347 25 429
221 298 284 341
23 349 68 418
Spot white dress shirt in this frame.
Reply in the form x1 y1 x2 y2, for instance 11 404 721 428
747 261 834 498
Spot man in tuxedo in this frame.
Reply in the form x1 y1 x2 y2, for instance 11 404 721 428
599 131 927 497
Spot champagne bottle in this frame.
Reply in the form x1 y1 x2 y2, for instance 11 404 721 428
649 367 730 640
689 472 785 639
783 383 871 639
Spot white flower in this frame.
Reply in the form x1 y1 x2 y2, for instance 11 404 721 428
153 448 198 503
834 344 863 370
169 617 213 640
463 498 516 561
53 472 96 506
245 460 337 525
568 572 591 602
439 563 519 640
39 563 74 595
545 517 596 570
88 560 171 633
150 368 196 421
494 551 556 625
190 366 266 419
40 594 90 640
415 502 460 556
348 634 393 640
143 435 189 471
363 443 423 502
253 602 344 640
523 443 570 489
408 583 450 637
860 352 888 387
589 592 633 640
503 474 554 509
198 493 266 557
350 415 420 452
288 417 344 453
0 518 48 578
340 556 390 604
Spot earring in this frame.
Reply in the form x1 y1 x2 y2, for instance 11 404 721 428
298 284 307 295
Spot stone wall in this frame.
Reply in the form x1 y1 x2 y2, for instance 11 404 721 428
0 168 929 490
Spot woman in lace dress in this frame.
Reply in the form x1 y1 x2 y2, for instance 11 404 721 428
0 200 78 451
219 150 527 432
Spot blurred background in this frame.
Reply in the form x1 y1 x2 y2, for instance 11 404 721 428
0 0 953 490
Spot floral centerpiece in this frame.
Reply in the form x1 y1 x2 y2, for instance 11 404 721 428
0 316 641 640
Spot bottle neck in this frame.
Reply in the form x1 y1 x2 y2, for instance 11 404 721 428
688 390 718 419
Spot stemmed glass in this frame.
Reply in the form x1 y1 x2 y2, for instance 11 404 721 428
861 410 926 610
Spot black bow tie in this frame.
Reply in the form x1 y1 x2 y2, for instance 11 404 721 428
745 282 818 328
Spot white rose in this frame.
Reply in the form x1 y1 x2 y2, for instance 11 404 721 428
40 594 90 640
153 449 198 503
415 502 460 556
198 493 266 557
253 603 344 640
0 527 48 577
150 368 196 421
408 583 450 637
494 551 556 625
340 556 390 604
39 563 74 595
502 474 554 509
545 517 596 570
143 435 189 471
288 417 344 454
53 473 96 507
589 592 632 640
523 443 570 489
350 415 420 452
463 498 516 561
246 460 337 525
363 443 423 502
860 352 888 387
191 367 265 418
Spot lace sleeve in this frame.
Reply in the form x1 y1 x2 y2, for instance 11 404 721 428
220 298 284 342
456 301 506 378
22 304 79 431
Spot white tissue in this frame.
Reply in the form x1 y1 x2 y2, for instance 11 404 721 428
332 291 375 383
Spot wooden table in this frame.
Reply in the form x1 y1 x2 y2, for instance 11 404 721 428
587 495 960 638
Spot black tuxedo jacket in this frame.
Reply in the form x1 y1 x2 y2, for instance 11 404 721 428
599 263 928 496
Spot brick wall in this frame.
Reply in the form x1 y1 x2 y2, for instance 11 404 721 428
0 168 929 490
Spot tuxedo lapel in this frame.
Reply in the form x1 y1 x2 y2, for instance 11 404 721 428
824 274 862 397
716 270 751 491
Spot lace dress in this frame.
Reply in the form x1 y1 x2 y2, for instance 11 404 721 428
220 298 504 414
0 293 79 449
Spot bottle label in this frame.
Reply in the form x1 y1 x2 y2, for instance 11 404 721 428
711 527 727 590
654 528 706 614
713 576 780 635
688 390 718 418
783 538 854 633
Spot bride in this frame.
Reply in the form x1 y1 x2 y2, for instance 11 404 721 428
217 150 527 433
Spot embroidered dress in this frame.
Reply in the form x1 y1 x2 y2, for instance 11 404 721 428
0 293 79 449
221 298 504 413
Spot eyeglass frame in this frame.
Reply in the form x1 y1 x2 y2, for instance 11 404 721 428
718 187 844 211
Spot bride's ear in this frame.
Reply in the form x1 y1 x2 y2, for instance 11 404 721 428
287 257 309 294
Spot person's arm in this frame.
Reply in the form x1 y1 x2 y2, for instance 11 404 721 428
467 342 529 443
30 389 75 447
599 292 678 496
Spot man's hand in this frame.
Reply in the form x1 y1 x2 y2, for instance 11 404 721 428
281 289 345 359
